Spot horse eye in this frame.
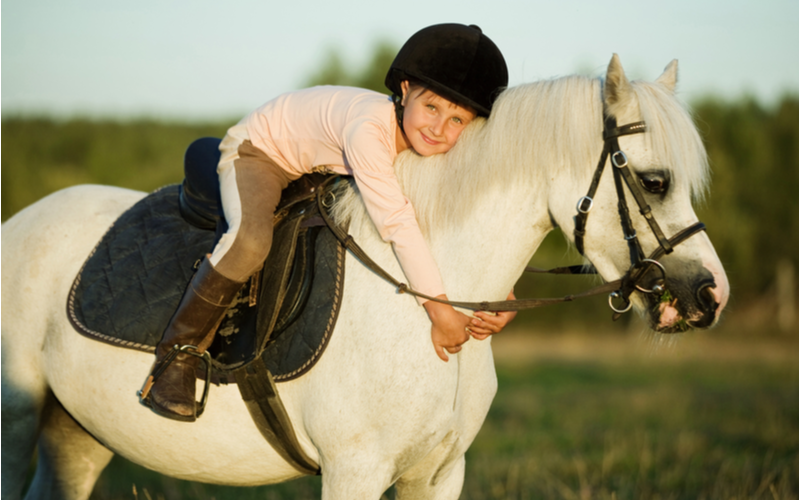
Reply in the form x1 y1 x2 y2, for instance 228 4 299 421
638 171 670 194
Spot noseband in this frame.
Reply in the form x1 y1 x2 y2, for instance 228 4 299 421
573 115 706 314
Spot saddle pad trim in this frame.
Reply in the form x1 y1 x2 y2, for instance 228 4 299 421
67 188 168 355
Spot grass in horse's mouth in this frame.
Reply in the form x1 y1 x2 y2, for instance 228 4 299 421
656 290 690 333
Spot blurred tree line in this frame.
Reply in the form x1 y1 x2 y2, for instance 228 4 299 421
2 45 797 331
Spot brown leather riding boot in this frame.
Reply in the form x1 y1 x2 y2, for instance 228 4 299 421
142 258 244 422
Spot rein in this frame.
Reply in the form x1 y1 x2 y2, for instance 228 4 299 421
316 114 706 315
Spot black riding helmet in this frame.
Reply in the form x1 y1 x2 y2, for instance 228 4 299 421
385 24 508 117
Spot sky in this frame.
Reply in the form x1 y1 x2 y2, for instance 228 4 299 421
2 0 797 121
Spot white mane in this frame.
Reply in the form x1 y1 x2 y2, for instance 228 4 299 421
334 74 709 238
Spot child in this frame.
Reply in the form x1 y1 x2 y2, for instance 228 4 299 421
145 23 516 422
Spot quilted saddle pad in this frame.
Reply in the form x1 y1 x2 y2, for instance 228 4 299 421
67 184 346 382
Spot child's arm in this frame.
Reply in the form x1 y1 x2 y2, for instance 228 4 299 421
467 290 518 340
423 296 472 362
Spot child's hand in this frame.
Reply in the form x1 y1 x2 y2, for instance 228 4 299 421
467 290 518 340
423 295 472 362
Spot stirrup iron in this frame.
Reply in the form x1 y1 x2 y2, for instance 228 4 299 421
138 344 213 417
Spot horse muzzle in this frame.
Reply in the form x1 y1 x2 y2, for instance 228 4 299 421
643 270 724 333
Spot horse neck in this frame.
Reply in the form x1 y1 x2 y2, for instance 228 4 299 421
437 187 552 301
406 78 606 296
328 77 604 299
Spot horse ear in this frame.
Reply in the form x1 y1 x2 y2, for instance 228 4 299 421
656 59 678 94
604 53 632 108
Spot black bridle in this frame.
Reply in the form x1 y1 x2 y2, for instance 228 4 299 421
316 114 708 316
572 115 706 314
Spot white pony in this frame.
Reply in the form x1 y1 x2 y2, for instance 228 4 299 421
1 56 729 500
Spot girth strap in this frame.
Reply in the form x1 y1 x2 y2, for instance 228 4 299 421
233 359 320 475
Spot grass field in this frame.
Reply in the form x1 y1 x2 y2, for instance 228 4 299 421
77 320 798 500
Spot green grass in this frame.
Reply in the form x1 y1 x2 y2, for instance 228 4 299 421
80 332 797 500
463 357 797 499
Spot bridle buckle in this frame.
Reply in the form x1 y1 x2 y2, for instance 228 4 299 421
576 196 594 214
611 150 628 168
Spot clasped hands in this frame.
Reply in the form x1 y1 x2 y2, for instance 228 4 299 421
423 291 517 362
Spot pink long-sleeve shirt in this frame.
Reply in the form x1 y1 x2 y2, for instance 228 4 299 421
242 86 445 302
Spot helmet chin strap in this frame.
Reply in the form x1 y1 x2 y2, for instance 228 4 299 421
392 93 405 134
391 94 413 154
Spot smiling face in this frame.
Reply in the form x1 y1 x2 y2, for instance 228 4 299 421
396 80 477 157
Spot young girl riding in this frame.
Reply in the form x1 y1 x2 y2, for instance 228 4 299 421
145 23 517 422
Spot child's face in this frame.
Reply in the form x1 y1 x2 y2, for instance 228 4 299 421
399 81 476 156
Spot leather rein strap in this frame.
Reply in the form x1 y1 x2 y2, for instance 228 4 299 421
315 114 707 314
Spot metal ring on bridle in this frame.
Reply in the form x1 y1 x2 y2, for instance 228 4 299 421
631 258 668 293
321 191 336 209
611 151 628 168
608 290 633 313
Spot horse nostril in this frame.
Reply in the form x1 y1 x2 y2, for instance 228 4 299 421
697 282 718 312
690 282 719 328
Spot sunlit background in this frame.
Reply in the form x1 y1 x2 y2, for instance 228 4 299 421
2 0 798 498
2 0 797 119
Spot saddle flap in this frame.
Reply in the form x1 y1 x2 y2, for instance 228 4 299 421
257 208 307 347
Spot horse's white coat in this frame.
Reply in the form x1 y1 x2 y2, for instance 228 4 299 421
1 56 729 500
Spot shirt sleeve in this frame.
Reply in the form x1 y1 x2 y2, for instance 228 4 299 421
343 118 446 303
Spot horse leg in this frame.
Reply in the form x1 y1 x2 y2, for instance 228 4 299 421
394 431 466 500
319 456 394 500
24 394 113 500
1 381 44 499
1 332 52 500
